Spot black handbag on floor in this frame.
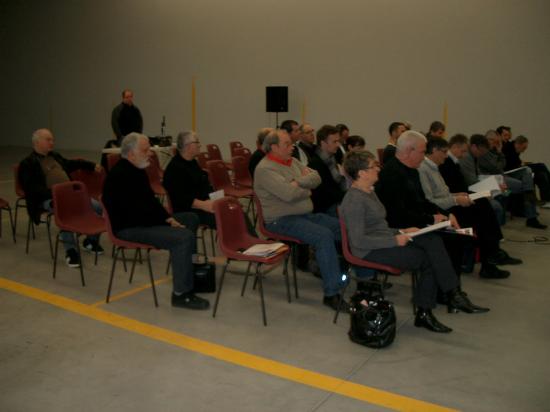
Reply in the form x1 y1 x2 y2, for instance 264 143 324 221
348 291 396 348
193 261 216 293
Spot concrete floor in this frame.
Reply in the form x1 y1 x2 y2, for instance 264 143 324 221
1 146 549 412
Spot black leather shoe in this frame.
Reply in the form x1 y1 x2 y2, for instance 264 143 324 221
323 294 350 313
414 309 452 333
487 249 523 266
447 289 490 314
171 292 210 310
526 218 548 229
479 263 510 279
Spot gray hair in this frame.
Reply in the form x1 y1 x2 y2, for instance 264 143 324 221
176 131 198 151
257 127 273 146
396 130 427 154
262 129 282 153
121 133 148 159
31 128 50 144
343 150 376 181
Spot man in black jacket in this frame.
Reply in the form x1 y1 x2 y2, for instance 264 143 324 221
18 128 104 267
103 133 209 310
111 89 143 142
308 125 346 216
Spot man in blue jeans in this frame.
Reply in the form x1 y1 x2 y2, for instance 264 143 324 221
253 129 348 311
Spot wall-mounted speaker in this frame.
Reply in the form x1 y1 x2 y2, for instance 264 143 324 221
266 86 288 112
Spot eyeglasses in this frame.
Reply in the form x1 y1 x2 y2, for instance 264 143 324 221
365 162 380 170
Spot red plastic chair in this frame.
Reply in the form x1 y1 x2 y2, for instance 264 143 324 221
14 164 53 256
231 155 252 188
212 197 290 326
253 194 301 298
106 153 121 171
51 182 107 286
101 200 160 307
233 147 252 164
207 144 233 170
337 210 416 323
70 168 106 200
229 141 244 157
196 152 212 171
206 159 254 219
0 197 15 243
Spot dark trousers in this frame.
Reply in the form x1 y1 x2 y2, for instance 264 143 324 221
116 212 199 294
450 197 502 262
529 163 550 201
363 233 459 309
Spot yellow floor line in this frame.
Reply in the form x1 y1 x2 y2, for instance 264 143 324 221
0 277 456 412
91 276 172 307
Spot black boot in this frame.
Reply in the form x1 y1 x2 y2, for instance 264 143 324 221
479 263 510 279
447 288 490 314
414 308 452 333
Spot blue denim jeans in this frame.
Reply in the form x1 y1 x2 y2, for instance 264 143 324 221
266 213 344 297
44 198 102 252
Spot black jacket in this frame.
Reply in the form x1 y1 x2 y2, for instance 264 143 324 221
439 157 469 193
18 151 95 224
308 152 346 213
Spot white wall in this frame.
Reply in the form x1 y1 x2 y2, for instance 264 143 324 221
1 0 549 161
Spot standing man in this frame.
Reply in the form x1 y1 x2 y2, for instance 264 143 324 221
18 128 104 267
111 89 143 143
102 133 208 310
254 129 348 311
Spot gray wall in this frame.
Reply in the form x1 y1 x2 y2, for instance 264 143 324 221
1 0 549 160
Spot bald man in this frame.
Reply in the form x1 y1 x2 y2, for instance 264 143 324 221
18 129 104 267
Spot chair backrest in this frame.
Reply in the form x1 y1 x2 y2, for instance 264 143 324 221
229 141 244 157
196 152 212 170
213 196 253 253
231 155 252 185
145 151 163 185
233 147 252 163
206 144 223 161
51 181 96 228
206 159 232 190
377 148 385 166
70 169 106 200
13 164 25 198
107 153 121 171
338 211 358 265
253 194 300 243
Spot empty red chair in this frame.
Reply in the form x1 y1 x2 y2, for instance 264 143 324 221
51 181 107 286
229 141 244 157
196 152 212 171
101 200 160 306
231 155 252 188
207 143 232 170
212 197 290 326
233 147 252 164
206 159 254 215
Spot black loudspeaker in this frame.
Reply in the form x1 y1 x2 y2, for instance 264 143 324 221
266 86 288 112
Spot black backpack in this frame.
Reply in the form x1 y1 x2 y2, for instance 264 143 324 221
348 291 396 348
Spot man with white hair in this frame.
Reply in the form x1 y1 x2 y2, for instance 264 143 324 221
102 133 209 310
375 131 488 312
18 128 104 267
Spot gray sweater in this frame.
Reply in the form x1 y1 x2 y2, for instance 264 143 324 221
340 187 398 258
254 156 321 223
419 158 456 210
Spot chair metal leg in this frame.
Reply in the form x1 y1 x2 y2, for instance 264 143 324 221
241 261 253 296
283 255 291 303
212 262 229 318
52 233 60 279
146 249 158 307
209 229 215 256
255 263 267 326
333 268 352 324
74 234 86 287
129 249 140 283
46 214 53 259
121 248 128 272
291 244 299 299
106 247 121 303
8 207 17 243
25 218 32 254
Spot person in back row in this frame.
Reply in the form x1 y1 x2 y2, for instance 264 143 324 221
341 151 488 333
102 133 209 310
18 128 104 268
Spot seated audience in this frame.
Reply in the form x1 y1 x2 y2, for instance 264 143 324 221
426 121 445 139
102 133 209 310
19 128 104 268
292 123 317 165
249 127 273 178
479 130 546 229
254 129 347 311
382 122 406 163
419 138 520 279
341 151 488 333
345 135 366 152
163 131 216 228
334 123 350 164
501 131 550 209
308 125 347 216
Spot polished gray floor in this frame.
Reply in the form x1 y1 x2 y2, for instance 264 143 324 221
1 146 549 412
